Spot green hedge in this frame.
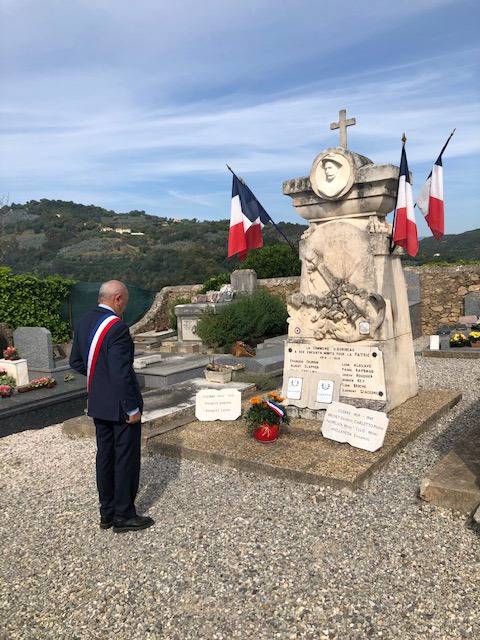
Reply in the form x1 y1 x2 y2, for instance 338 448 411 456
200 273 230 293
196 288 288 351
241 244 301 278
0 267 74 343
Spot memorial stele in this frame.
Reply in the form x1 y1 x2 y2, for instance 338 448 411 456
281 109 418 418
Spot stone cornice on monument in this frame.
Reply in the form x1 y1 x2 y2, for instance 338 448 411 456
283 151 400 222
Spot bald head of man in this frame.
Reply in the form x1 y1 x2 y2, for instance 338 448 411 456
98 280 129 316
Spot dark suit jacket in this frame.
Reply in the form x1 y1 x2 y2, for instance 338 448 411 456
69 307 143 422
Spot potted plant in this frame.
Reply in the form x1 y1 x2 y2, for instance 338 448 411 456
204 357 232 383
449 332 468 348
3 346 20 361
468 330 480 348
244 392 289 443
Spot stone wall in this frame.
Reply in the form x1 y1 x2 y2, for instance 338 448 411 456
413 264 480 334
130 283 202 334
131 277 301 335
132 265 480 336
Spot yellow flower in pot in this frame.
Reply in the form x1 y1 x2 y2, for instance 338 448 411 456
468 330 480 348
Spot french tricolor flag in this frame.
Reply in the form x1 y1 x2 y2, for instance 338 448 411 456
228 174 271 260
416 130 455 240
392 144 419 257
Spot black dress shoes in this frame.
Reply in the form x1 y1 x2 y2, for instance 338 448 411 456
112 515 155 533
100 517 114 530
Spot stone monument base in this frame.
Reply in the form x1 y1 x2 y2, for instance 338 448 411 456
148 389 461 490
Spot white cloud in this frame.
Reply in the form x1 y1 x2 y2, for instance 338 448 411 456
0 0 478 232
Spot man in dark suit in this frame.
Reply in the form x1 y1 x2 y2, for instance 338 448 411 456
69 280 154 533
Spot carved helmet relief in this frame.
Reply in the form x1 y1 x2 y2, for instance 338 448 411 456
291 221 386 342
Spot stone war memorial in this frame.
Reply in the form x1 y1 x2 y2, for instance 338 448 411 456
282 108 418 418
152 109 461 489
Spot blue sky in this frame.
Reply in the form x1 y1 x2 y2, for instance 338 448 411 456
1 0 479 235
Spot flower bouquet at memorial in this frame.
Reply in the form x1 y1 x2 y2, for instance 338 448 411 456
17 376 57 393
245 392 289 443
3 346 20 361
468 330 480 348
0 384 13 398
449 333 468 348
0 370 16 396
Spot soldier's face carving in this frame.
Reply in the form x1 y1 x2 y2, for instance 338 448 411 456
323 161 338 182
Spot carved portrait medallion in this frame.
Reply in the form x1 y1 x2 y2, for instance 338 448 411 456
310 149 355 200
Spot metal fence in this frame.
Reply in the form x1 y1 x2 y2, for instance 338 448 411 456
62 282 155 330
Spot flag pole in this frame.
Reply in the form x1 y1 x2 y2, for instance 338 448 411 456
436 128 456 162
226 164 297 253
389 133 407 254
413 128 456 209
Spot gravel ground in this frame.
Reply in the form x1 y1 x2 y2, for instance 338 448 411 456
1 353 479 640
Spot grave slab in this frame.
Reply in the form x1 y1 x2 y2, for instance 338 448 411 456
62 378 255 443
0 372 87 437
135 355 211 388
419 422 480 514
216 346 284 376
148 389 461 489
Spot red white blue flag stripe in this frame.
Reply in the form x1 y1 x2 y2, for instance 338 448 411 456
86 314 121 390
266 400 285 419
228 174 270 260
392 145 419 257
416 155 445 240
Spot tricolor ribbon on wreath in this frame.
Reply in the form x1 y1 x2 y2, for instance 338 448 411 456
86 314 121 390
265 400 285 419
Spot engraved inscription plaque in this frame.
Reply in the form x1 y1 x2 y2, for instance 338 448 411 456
284 341 386 401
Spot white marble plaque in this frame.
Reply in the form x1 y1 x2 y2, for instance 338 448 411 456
429 335 440 351
181 317 200 341
287 376 303 400
195 389 241 421
284 342 386 401
321 401 389 452
316 379 334 404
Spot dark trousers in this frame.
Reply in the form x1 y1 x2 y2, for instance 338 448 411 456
93 418 141 520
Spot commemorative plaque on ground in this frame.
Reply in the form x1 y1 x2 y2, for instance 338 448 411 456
195 389 241 421
321 401 389 452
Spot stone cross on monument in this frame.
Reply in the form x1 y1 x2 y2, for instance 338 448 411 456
330 108 356 148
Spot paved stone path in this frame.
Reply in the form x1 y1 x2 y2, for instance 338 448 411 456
1 355 479 639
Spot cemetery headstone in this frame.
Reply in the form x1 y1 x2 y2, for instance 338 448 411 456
175 302 229 343
464 291 480 317
281 109 418 418
13 327 54 372
195 388 242 421
230 269 258 294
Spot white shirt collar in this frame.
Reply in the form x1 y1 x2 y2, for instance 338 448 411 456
98 303 116 314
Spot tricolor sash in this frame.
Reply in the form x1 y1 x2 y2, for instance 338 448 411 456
86 314 121 390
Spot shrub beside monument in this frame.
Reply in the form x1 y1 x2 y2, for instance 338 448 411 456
196 289 287 351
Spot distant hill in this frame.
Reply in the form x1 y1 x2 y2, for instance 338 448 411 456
0 199 306 289
0 199 477 288
416 228 480 263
